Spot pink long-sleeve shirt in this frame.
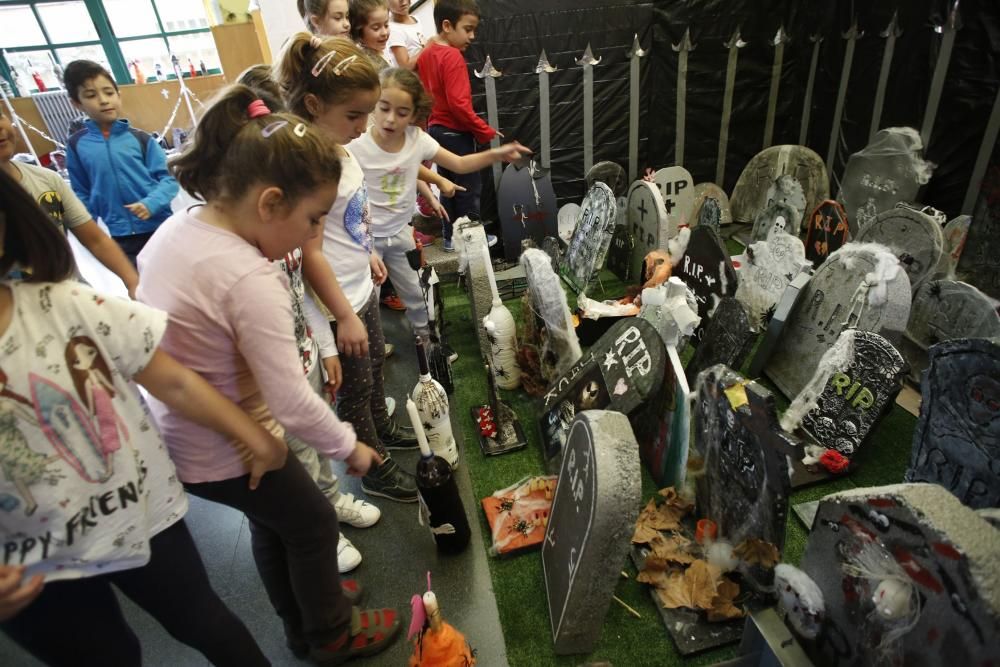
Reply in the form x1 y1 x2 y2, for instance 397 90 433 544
137 209 356 483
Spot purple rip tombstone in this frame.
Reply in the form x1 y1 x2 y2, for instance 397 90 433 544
676 226 738 346
804 199 851 268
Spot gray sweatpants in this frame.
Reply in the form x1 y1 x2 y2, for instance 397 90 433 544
285 361 340 504
374 226 430 338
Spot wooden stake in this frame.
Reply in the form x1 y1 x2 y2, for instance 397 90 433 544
613 595 642 619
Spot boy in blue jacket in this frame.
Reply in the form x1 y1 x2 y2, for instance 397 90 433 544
64 60 178 265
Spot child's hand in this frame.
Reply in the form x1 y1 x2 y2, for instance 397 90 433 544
0 566 44 621
235 432 288 491
344 441 383 477
322 356 342 397
124 202 151 220
494 141 532 163
431 198 449 221
336 312 369 358
370 254 387 286
438 179 466 199
643 167 656 183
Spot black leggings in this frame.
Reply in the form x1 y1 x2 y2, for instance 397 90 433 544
1 520 268 667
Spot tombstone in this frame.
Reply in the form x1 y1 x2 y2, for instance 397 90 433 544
839 127 933 237
540 236 562 273
804 199 850 267
676 226 739 345
605 224 635 282
764 174 807 232
557 203 580 243
934 214 970 278
454 220 494 359
747 271 810 378
750 200 800 243
905 339 1000 509
957 168 1000 300
562 182 617 293
497 159 559 262
855 205 944 292
696 197 722 236
627 180 672 282
730 145 829 225
766 244 911 400
799 484 1000 665
542 410 641 655
521 248 582 383
539 318 665 470
685 297 755 384
585 160 628 197
689 182 733 228
652 165 695 229
735 232 811 330
902 280 1000 383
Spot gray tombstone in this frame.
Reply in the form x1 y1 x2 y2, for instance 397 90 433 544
800 484 1000 665
540 318 665 470
521 248 582 382
839 127 933 237
855 205 944 292
750 201 800 243
627 180 672 282
748 271 812 378
766 244 911 400
730 145 829 225
689 182 733 227
902 280 1000 383
605 224 635 282
562 183 617 293
804 199 851 268
454 220 494 359
735 232 811 329
692 365 792 550
696 197 722 236
685 297 755 384
557 203 580 243
586 161 627 197
542 410 641 655
676 226 739 346
957 173 1000 300
934 214 971 279
652 165 695 229
764 174 807 232
905 339 1000 509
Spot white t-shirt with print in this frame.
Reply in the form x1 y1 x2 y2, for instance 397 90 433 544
386 20 426 66
14 162 91 236
348 126 439 238
0 280 185 582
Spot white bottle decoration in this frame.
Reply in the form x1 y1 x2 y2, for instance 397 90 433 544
481 242 521 389
411 337 458 469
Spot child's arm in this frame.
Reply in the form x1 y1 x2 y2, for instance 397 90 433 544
65 142 92 207
136 140 180 218
433 141 530 175
0 566 44 622
301 235 369 358
417 165 463 198
134 348 288 490
390 45 423 71
303 290 342 395
438 49 497 145
69 221 139 297
416 180 448 220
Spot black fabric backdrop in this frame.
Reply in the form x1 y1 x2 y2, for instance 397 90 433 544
447 0 999 221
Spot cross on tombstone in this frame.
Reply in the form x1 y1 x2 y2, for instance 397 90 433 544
676 226 739 346
662 198 675 215
627 180 672 283
637 199 649 222
542 410 641 655
653 166 694 229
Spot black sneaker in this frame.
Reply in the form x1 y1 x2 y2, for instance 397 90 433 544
361 459 418 502
378 419 418 450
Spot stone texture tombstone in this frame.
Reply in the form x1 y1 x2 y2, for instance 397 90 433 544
652 165 695 229
585 160 628 197
497 160 559 261
748 271 812 378
750 201 800 243
764 174 807 232
934 214 970 278
804 199 850 268
957 167 1000 300
730 145 829 225
689 182 732 228
735 232 811 329
692 365 792 549
605 224 635 282
906 339 1000 509
685 297 755 384
676 226 739 346
521 248 582 382
902 280 1000 383
766 244 911 400
542 410 641 655
696 197 722 236
557 203 580 243
539 318 665 469
855 205 944 292
562 183 617 293
799 484 1000 665
454 220 493 359
627 180 672 282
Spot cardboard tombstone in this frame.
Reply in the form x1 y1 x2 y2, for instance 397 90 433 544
735 232 811 330
557 203 580 243
902 280 1000 383
766 243 911 400
957 170 1000 300
627 180 672 282
748 271 812 378
855 205 945 292
521 248 582 383
750 200 800 243
542 410 641 655
905 338 1000 509
804 199 850 267
585 160 628 197
696 197 722 236
934 214 971 279
497 159 559 261
839 127 934 237
539 318 665 470
605 223 635 282
730 145 829 225
454 220 494 360
685 297 755 384
764 174 807 232
799 484 1000 666
676 226 739 346
562 182 617 293
652 166 695 230
689 182 733 228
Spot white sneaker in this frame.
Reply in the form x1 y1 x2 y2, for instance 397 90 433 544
337 534 362 573
334 492 381 528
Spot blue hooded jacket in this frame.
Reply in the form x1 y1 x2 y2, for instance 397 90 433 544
66 119 178 238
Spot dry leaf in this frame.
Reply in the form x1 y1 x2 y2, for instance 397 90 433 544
653 560 723 611
642 555 670 572
648 533 696 565
734 538 780 569
707 578 744 622
654 570 691 609
632 521 661 545
636 568 669 586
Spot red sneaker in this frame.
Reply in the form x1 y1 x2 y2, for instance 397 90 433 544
414 230 435 246
309 607 400 665
380 294 406 311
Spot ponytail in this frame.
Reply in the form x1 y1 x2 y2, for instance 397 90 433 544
276 33 379 120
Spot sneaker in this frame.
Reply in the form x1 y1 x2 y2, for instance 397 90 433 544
385 396 395 416
340 579 366 606
337 534 362 573
442 239 455 253
413 230 435 246
487 234 498 247
441 343 459 364
334 492 381 528
378 419 418 450
384 343 395 358
286 581 368 658
380 294 405 311
361 459 418 502
309 607 401 665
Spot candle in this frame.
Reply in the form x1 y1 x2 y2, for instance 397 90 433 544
406 398 433 457
695 518 718 544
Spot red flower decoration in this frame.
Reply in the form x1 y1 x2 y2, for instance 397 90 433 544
819 449 850 474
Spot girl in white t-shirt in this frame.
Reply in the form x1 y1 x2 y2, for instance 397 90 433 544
297 0 351 37
348 67 528 342
386 0 427 69
0 168 285 665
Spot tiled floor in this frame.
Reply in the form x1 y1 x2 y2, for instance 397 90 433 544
0 236 507 666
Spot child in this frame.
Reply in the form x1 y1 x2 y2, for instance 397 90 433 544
277 34 420 503
0 168 285 665
416 0 498 251
350 0 392 70
137 84 400 662
298 0 351 37
0 109 138 295
386 0 427 69
63 60 179 266
349 68 528 346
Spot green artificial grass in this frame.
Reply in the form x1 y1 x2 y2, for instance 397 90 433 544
440 268 916 667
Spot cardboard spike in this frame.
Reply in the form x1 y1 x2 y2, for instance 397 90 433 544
798 34 824 146
672 28 696 165
627 34 647 183
475 56 503 190
763 25 789 149
869 12 902 142
577 44 601 176
536 49 556 170
825 19 862 175
716 27 747 186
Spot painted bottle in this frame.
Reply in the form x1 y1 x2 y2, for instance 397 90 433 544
411 336 457 468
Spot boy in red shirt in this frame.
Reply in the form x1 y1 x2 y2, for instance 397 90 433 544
416 0 497 251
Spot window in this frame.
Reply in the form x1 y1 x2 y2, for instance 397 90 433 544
0 0 221 97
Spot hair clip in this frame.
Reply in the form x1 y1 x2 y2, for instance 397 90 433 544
311 50 360 77
262 120 289 138
247 99 271 119
293 123 308 137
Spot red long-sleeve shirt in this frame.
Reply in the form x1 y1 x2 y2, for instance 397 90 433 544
416 41 496 145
